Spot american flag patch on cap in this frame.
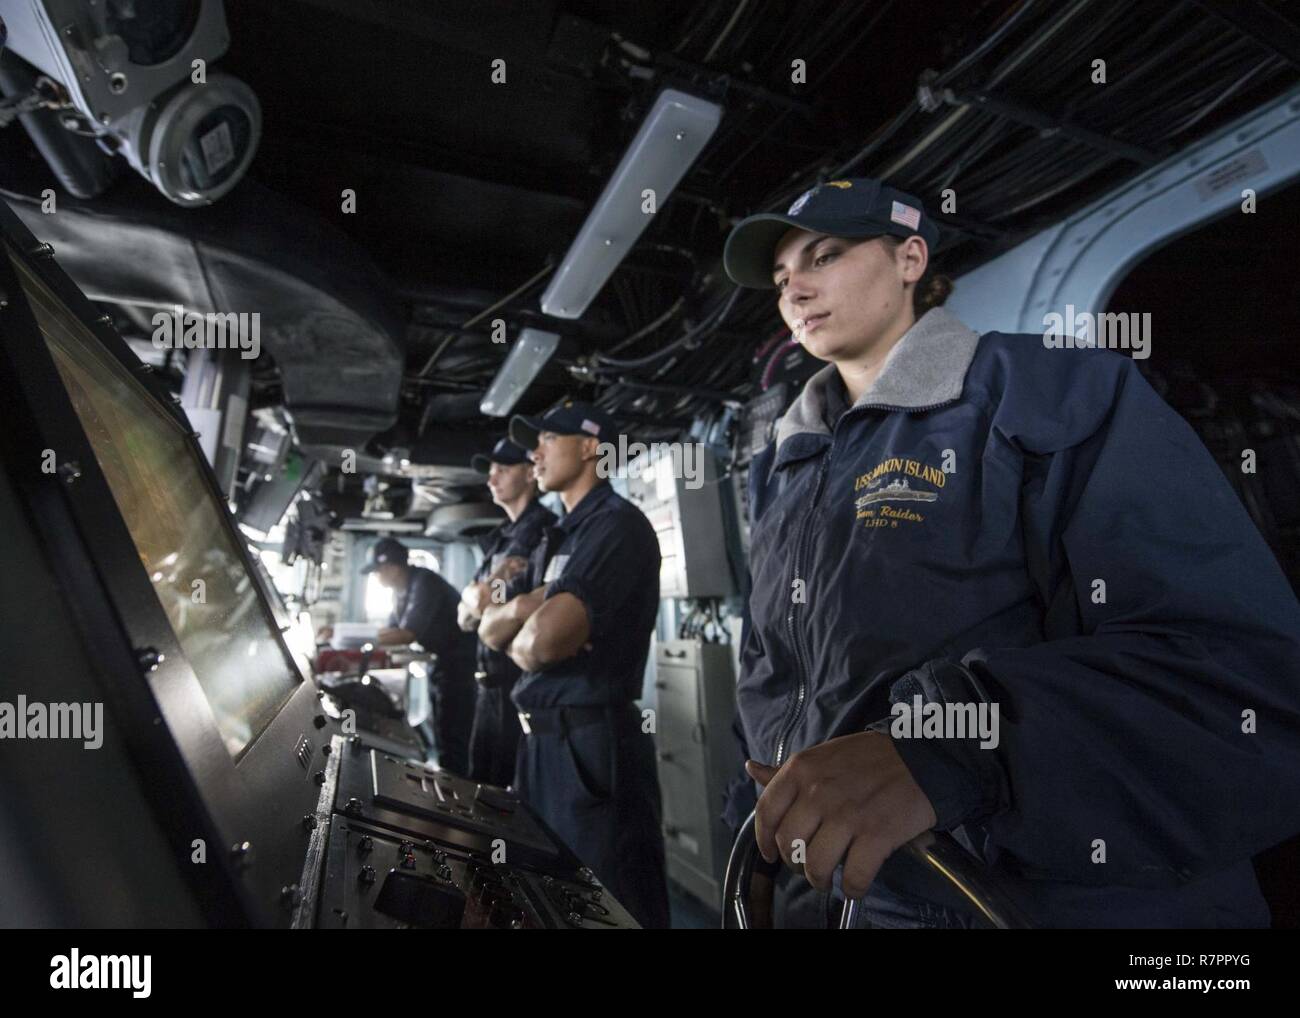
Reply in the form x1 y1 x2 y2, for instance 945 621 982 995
580 419 600 435
890 201 921 229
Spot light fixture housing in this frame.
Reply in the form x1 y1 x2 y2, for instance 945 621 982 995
539 88 722 319
479 328 561 417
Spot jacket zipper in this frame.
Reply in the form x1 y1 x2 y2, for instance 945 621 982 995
771 397 956 768
775 446 831 767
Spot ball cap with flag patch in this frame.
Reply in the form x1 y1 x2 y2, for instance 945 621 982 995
723 176 940 289
509 400 616 451
471 437 531 474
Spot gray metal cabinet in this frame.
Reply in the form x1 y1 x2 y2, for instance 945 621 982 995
653 639 741 909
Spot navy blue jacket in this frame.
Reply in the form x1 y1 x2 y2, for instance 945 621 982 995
739 306 1300 927
512 482 661 710
473 497 556 682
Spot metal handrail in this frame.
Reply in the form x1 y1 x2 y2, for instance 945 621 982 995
722 810 1035 929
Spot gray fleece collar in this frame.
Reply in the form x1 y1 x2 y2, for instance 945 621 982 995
772 307 981 449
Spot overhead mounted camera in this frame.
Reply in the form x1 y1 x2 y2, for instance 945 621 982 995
3 0 259 206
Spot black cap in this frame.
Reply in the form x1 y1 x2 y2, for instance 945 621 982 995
471 437 532 474
509 400 616 451
723 177 940 289
361 536 408 574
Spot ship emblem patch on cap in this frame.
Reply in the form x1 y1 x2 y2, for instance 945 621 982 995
890 201 921 229
787 188 814 216
580 419 600 435
824 180 853 189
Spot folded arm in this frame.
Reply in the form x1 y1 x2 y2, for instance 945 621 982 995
507 592 591 673
478 584 546 652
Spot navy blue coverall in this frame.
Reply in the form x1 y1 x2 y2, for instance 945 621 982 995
390 565 477 775
737 306 1300 928
467 496 555 787
511 481 671 929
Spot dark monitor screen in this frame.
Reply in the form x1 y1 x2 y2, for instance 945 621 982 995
10 250 300 759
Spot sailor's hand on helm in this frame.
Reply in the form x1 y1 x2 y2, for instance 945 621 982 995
745 731 937 900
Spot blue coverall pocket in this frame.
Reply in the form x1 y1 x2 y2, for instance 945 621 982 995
562 722 613 805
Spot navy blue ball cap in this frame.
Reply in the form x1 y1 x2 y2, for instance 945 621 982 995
509 400 616 451
723 177 940 289
361 536 408 574
471 437 531 474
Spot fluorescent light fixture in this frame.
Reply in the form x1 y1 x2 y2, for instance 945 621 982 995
339 519 426 532
539 89 723 319
480 328 561 416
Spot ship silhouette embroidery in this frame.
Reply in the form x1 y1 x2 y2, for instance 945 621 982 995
855 477 939 509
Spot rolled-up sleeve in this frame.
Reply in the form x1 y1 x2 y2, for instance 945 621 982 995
546 511 659 645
